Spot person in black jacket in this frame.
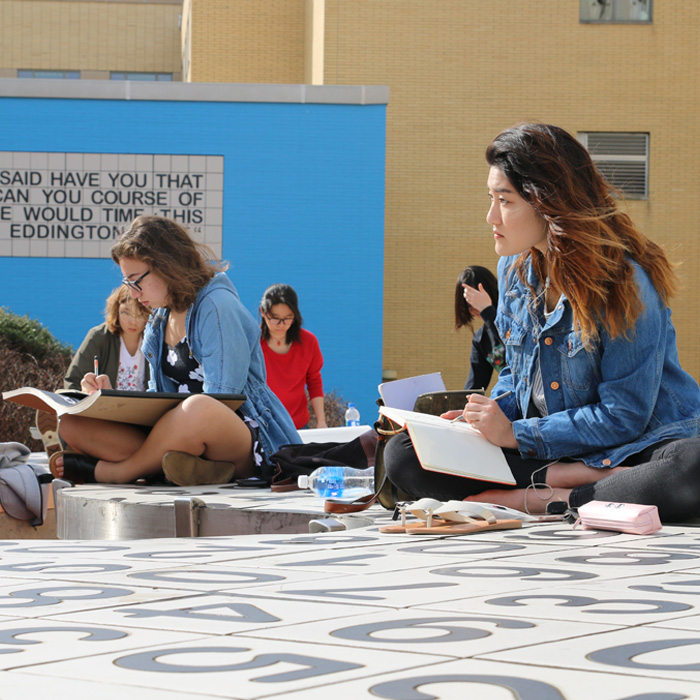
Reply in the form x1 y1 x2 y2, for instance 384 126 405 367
454 265 505 391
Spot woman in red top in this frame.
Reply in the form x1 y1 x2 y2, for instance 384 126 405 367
260 284 327 429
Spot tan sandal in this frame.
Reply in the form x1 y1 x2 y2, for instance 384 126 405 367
408 501 522 535
378 498 446 533
161 451 236 486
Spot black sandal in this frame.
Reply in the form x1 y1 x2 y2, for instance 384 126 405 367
49 451 99 484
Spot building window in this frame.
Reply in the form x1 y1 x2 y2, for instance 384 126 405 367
18 70 80 79
110 72 173 81
578 132 649 199
580 0 652 22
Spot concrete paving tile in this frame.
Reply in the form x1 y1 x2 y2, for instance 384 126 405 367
480 624 700 681
417 584 700 626
238 607 618 658
455 545 700 586
0 579 197 618
0 672 224 700
650 614 700 633
0 541 135 558
52 592 374 636
494 523 667 547
27 636 451 699
593 529 700 551
225 566 550 608
573 570 700 600
391 537 575 560
87 563 343 593
0 618 206 670
231 549 491 575
0 556 228 583
265 656 700 699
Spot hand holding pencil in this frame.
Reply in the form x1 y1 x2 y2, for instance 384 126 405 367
444 390 517 449
80 356 113 394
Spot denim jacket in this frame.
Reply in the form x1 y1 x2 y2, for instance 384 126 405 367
142 272 300 456
492 255 700 467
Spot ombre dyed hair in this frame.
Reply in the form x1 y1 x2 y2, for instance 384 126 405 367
486 123 676 346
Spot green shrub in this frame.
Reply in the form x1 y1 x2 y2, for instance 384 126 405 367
0 307 73 364
0 309 72 448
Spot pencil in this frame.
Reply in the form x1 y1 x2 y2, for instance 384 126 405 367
451 390 514 422
94 355 99 376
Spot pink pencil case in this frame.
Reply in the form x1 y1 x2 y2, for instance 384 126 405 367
574 501 662 535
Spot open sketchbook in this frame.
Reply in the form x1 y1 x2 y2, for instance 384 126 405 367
2 387 245 427
379 405 516 485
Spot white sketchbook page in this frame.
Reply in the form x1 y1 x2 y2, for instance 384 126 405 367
379 405 515 485
378 372 446 410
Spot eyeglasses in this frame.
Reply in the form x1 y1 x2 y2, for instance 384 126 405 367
122 269 150 292
265 314 295 327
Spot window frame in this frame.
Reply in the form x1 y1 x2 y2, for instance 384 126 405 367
17 70 80 79
110 72 173 82
580 0 653 24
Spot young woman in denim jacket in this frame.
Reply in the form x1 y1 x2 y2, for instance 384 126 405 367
52 215 300 485
385 123 700 521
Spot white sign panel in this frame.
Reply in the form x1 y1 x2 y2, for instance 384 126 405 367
0 152 224 258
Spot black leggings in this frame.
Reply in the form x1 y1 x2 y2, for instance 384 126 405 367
383 432 700 522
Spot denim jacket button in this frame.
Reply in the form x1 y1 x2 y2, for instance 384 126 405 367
602 459 612 466
550 381 560 390
544 337 553 346
505 329 511 340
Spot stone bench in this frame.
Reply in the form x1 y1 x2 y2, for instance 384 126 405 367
51 425 384 540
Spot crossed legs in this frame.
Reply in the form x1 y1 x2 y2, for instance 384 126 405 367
56 394 254 484
385 432 700 521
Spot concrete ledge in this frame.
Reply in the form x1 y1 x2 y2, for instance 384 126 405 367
0 79 389 105
54 481 385 540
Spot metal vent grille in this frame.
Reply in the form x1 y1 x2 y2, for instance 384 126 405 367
579 132 648 199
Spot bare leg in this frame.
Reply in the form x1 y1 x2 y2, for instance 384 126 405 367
60 415 149 462
465 486 573 513
464 462 631 513
546 462 630 488
56 395 254 484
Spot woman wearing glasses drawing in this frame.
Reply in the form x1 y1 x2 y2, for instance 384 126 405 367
50 215 300 485
259 283 327 429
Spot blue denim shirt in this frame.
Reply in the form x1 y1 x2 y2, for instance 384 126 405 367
142 272 300 456
492 255 700 467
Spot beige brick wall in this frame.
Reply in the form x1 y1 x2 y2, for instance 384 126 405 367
188 0 306 84
0 0 181 74
4 0 699 392
320 0 700 390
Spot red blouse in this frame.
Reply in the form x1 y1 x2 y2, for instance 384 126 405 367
261 328 324 428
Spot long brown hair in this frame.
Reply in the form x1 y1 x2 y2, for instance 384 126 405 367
103 285 150 334
486 123 676 346
111 216 228 312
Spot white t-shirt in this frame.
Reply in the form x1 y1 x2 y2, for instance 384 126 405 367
117 337 147 391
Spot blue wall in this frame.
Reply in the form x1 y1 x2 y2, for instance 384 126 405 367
0 94 385 423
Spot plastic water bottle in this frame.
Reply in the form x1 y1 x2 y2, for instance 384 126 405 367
298 466 374 499
345 402 361 427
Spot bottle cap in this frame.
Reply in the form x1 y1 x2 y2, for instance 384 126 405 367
297 475 309 489
348 402 355 407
